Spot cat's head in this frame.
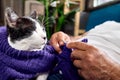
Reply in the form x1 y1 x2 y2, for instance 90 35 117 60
5 7 47 50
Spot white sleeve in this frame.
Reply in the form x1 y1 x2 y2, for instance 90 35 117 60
77 21 120 64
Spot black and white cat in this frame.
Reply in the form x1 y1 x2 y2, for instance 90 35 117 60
5 7 47 51
5 7 48 80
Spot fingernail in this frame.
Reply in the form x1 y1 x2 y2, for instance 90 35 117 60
59 51 62 54
60 41 64 45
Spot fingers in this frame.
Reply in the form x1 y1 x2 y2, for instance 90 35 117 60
58 37 70 45
57 32 71 43
73 60 88 79
58 40 64 46
73 60 82 69
50 31 71 53
50 35 61 53
78 69 90 80
67 42 91 50
78 69 87 79
78 69 82 76
71 50 85 60
53 43 62 53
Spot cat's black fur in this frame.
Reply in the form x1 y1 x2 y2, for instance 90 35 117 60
7 17 36 42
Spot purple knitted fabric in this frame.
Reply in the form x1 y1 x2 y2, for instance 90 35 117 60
51 45 82 80
0 27 82 80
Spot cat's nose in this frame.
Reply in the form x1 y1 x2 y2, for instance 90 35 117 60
43 37 46 40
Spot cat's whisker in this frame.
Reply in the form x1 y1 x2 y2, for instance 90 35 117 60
43 17 51 26
41 16 45 26
44 22 51 27
38 15 55 28
38 15 45 27
43 17 50 24
38 16 52 27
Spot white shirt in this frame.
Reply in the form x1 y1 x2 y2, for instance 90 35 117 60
78 21 120 64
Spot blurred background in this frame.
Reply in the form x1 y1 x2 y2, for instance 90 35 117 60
0 0 118 39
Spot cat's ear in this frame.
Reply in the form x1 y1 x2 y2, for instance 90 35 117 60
30 11 37 19
5 7 19 27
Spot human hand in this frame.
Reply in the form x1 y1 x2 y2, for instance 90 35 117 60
50 31 71 53
67 41 118 80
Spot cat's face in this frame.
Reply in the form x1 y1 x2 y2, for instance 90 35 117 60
5 7 47 50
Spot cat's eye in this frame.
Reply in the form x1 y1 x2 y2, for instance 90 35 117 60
43 28 45 31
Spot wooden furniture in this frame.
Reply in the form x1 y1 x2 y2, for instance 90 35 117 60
0 0 4 26
64 0 85 14
24 0 44 16
59 0 85 35
74 11 86 36
74 0 120 36
0 0 24 26
73 0 86 36
63 0 86 36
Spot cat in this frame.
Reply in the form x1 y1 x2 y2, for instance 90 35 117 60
5 7 47 51
5 7 48 80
